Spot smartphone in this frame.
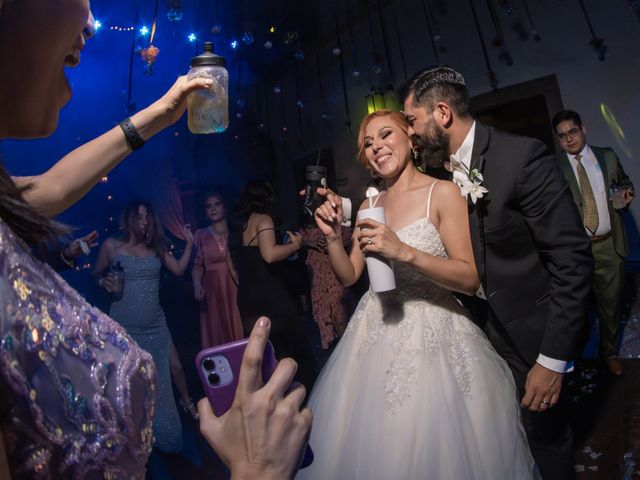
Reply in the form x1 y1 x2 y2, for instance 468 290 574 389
196 338 313 468
196 338 278 415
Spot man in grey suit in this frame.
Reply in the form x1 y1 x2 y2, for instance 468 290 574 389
552 109 634 376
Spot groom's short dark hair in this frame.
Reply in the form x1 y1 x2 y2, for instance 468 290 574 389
398 66 471 117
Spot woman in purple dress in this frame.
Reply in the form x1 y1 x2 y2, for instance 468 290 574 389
0 1 311 478
0 0 212 477
192 192 243 348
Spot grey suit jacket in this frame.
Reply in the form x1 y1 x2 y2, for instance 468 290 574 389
556 146 632 258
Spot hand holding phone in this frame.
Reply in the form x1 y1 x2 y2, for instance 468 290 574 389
197 317 313 479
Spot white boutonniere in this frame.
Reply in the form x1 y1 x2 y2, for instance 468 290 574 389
445 158 489 204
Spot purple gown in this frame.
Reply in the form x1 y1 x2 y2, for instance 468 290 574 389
0 219 156 479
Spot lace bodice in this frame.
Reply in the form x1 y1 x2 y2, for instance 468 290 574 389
346 213 483 411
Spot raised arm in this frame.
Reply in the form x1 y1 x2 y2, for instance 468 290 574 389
15 76 212 216
314 189 365 287
163 226 194 276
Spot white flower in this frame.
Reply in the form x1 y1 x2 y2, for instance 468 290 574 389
459 179 489 204
449 163 488 203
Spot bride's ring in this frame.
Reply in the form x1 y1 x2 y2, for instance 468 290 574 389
367 238 373 245
541 400 550 405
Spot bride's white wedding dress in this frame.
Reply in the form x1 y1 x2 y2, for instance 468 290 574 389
298 187 537 479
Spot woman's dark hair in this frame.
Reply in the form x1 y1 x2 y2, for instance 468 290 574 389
235 179 277 227
0 163 69 245
119 198 166 257
203 191 225 209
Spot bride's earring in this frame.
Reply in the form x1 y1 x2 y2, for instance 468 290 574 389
411 146 419 161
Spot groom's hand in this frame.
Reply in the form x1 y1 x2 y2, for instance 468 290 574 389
521 363 563 412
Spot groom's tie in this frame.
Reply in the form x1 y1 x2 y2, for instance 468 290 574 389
575 153 599 235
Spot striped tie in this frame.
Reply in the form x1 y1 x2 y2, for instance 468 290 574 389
575 154 599 235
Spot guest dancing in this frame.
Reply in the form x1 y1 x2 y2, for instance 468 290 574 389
232 179 316 390
298 110 537 479
192 192 243 348
93 199 196 455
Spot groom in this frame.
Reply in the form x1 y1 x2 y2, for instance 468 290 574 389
399 66 593 479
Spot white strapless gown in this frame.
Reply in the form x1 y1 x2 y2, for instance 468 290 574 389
298 217 538 479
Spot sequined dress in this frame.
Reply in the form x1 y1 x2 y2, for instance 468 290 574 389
298 215 538 479
0 220 155 479
108 254 182 453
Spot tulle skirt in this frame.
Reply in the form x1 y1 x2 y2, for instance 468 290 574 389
298 291 538 479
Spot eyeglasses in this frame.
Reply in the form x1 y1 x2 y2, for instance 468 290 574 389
556 127 581 142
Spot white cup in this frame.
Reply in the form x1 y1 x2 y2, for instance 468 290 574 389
357 207 396 293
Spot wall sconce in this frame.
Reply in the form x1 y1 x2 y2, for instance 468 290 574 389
366 91 386 114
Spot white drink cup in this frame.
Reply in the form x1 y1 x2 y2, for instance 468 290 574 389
357 207 396 293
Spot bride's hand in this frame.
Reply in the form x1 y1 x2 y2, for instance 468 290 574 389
314 188 344 239
357 218 407 261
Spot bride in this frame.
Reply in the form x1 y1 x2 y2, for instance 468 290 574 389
298 110 538 479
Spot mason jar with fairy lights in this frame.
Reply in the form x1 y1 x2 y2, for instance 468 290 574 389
187 42 228 134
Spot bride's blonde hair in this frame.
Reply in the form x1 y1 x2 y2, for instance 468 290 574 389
356 110 410 169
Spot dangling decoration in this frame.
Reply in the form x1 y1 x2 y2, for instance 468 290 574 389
577 0 607 61
420 0 442 63
294 43 305 61
392 10 408 80
485 0 513 66
344 0 361 78
141 0 161 76
334 13 353 132
422 0 447 53
466 0 498 89
242 20 255 45
294 62 305 145
521 0 542 41
496 0 513 15
278 78 288 141
375 0 395 84
366 6 385 77
140 45 160 76
628 0 640 22
316 53 331 122
167 0 183 22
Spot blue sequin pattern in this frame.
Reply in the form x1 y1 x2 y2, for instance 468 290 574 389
0 219 156 479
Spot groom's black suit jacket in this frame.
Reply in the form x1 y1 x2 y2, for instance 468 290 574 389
467 123 593 366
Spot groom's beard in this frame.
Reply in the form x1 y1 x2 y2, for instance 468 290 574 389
412 126 450 169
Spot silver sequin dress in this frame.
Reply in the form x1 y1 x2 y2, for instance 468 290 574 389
298 216 538 479
108 254 182 453
0 219 155 479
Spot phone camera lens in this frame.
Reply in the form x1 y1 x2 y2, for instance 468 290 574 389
203 358 215 371
208 373 220 386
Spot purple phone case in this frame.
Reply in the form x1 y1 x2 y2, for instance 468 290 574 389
196 338 277 415
196 338 314 468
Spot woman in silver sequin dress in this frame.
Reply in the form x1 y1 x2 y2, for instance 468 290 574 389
93 199 194 454
0 0 213 477
298 111 538 479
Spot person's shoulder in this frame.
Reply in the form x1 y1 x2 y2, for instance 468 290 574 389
590 144 617 156
483 123 545 149
102 237 124 252
432 180 464 204
253 213 274 227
